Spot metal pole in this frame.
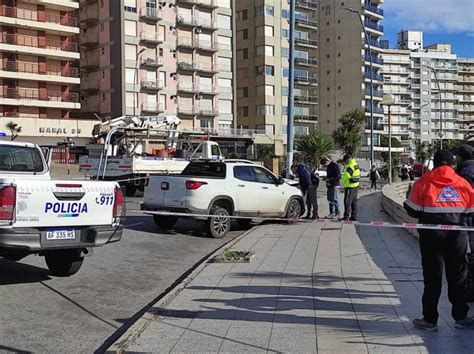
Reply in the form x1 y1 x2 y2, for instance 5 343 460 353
432 69 443 149
134 48 146 118
388 106 392 184
286 0 295 178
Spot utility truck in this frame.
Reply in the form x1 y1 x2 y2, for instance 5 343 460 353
79 115 223 196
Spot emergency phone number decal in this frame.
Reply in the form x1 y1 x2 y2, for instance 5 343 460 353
96 193 114 206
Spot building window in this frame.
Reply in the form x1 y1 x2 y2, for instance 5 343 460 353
256 45 274 57
257 25 274 37
237 49 248 59
256 65 274 76
237 10 248 21
255 4 274 17
281 29 289 38
237 87 248 97
238 107 249 117
256 105 275 116
257 85 275 96
237 29 248 40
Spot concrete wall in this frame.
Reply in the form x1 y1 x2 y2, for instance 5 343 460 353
381 182 419 239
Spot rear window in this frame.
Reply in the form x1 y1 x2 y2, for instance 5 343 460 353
181 162 226 178
0 145 44 173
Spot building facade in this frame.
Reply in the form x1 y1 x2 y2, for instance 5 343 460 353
79 0 235 133
0 0 90 145
235 0 318 156
318 0 385 156
457 58 474 140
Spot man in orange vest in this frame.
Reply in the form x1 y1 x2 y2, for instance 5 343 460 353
404 150 474 331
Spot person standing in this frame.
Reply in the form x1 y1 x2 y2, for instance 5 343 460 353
369 166 380 190
340 154 360 221
321 157 341 219
404 150 474 331
455 144 474 302
291 163 319 219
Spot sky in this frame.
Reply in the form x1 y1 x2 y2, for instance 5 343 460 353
382 0 474 58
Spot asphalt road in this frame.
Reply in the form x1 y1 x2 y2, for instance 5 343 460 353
0 195 246 353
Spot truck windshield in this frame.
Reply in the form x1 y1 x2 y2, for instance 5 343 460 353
0 145 44 173
181 162 226 178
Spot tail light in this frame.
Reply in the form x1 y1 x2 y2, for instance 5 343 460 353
186 181 207 190
0 185 16 224
113 187 124 221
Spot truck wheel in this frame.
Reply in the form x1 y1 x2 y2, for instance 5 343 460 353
125 184 137 197
236 218 252 228
206 207 230 238
45 250 84 277
153 215 178 230
286 199 302 222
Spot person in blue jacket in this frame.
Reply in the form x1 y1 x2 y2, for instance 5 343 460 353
291 163 319 219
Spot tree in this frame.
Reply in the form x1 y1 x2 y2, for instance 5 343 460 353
332 109 366 156
295 130 334 169
5 121 22 141
415 141 435 163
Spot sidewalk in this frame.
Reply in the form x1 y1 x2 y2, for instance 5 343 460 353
117 192 474 353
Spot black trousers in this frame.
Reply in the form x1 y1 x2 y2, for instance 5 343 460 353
419 230 470 324
305 184 318 218
343 187 358 219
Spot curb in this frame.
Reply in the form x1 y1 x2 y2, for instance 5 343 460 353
105 225 262 353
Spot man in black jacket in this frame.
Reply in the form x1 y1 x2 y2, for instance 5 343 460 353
456 144 474 302
321 157 341 219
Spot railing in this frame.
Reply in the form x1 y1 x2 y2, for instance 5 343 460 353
141 56 162 67
139 7 162 20
177 61 199 71
177 106 199 115
140 80 164 90
0 33 78 52
177 37 194 47
0 5 78 27
364 38 381 48
178 0 218 8
199 127 267 137
177 82 198 92
294 76 318 85
364 3 383 15
198 108 219 116
197 40 218 51
141 102 164 112
364 88 383 97
364 20 384 32
295 58 318 66
139 31 162 43
294 95 318 103
1 61 79 77
295 19 318 27
198 17 217 29
1 88 79 102
199 62 218 72
295 38 318 46
364 54 383 65
176 14 200 26
364 72 384 81
295 0 318 9
198 84 217 93
365 106 384 114
294 114 318 122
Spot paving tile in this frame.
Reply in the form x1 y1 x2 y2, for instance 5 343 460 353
219 338 269 353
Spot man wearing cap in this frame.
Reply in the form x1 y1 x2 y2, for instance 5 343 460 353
404 150 474 331
456 144 474 301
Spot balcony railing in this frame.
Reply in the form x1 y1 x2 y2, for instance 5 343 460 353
141 102 164 113
177 61 199 71
365 106 384 114
364 38 381 48
364 54 383 65
198 84 218 94
139 32 162 44
295 18 318 28
0 6 78 27
294 114 318 122
177 106 200 115
199 62 218 72
197 40 218 51
294 58 318 66
198 108 219 116
176 14 200 26
1 88 79 102
364 89 383 97
295 0 318 9
294 95 318 103
1 61 79 77
177 82 199 92
140 56 163 68
140 79 164 91
139 7 162 21
364 20 384 32
177 0 218 8
294 76 318 85
177 37 218 51
0 33 78 52
364 72 384 82
295 38 318 47
364 3 384 15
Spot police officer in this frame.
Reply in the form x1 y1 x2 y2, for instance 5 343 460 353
404 150 474 331
340 154 361 221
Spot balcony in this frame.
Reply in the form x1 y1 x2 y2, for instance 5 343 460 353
294 58 318 67
365 106 384 115
364 72 384 82
1 87 79 104
295 18 318 29
294 76 318 86
198 84 219 95
82 55 99 70
177 0 218 9
198 62 218 73
177 82 199 93
141 102 164 113
140 79 164 91
177 61 199 72
0 33 78 52
198 17 218 30
139 32 163 45
364 89 383 97
294 95 318 104
177 106 199 116
139 7 162 22
295 38 318 48
197 40 218 52
177 37 196 49
81 35 99 48
198 108 219 116
0 6 78 28
176 14 200 27
364 54 383 65
295 0 318 9
364 20 384 33
1 61 79 78
364 3 384 16
81 76 99 93
294 114 318 123
140 56 163 68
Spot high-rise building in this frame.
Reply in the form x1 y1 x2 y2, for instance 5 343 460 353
79 0 235 133
318 0 385 157
235 0 318 156
0 0 94 145
397 30 423 51
457 58 474 140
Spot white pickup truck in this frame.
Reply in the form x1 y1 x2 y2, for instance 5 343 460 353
142 160 304 238
0 141 124 276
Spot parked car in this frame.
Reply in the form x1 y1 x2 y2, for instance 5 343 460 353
142 161 304 238
359 168 369 178
314 167 327 178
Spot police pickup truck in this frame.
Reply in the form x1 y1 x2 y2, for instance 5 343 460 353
0 140 124 276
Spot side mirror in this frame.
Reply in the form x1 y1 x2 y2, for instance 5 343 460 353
277 177 285 185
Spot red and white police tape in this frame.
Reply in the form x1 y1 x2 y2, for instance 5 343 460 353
138 210 474 232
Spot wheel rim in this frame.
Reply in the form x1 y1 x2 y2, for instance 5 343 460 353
213 212 229 235
289 201 301 219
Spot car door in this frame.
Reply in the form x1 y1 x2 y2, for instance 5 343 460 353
233 165 260 215
252 166 287 215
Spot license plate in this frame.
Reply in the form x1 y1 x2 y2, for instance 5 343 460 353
46 230 76 240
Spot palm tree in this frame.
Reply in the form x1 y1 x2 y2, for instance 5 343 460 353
5 121 22 141
295 130 334 169
332 109 366 156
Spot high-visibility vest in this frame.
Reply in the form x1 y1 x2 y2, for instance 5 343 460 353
342 159 361 188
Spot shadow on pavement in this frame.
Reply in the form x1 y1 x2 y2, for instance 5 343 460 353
0 259 51 285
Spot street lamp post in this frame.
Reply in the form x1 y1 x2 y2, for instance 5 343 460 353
133 48 146 117
421 64 443 149
286 0 296 178
382 94 395 184
342 6 375 167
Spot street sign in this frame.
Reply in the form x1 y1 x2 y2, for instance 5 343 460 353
0 132 6 137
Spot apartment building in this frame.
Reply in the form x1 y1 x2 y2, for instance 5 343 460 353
318 0 385 155
457 58 474 140
380 48 412 155
0 0 93 145
235 0 318 156
79 0 235 133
